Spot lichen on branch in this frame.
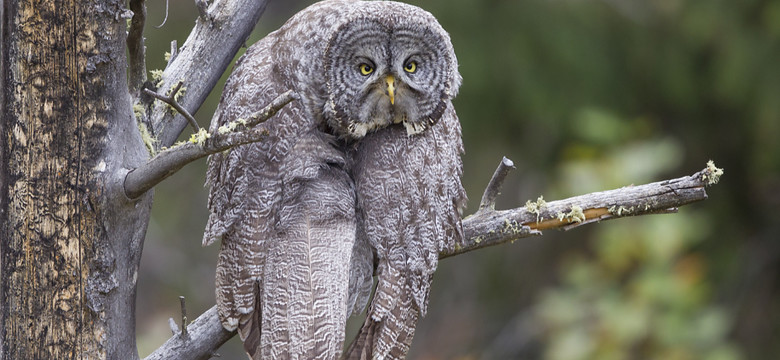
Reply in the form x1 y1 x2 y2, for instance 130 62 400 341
123 91 296 200
446 160 722 258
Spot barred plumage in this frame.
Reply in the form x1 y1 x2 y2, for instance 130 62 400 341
345 104 466 360
204 1 464 358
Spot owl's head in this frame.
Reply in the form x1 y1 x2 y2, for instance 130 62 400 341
322 1 461 139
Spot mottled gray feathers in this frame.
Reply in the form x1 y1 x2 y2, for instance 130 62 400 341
344 104 466 360
204 1 464 359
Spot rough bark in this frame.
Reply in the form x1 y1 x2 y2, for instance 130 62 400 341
127 0 147 96
0 0 273 358
143 306 234 360
0 0 152 359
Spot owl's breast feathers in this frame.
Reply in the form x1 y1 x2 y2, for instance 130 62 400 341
345 103 466 359
205 1 464 359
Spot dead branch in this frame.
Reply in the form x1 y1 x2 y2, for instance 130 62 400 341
167 40 179 67
147 0 271 149
143 306 234 360
168 318 178 336
156 0 170 28
149 160 723 359
144 81 200 132
479 156 516 211
179 296 189 340
123 91 296 199
441 160 723 258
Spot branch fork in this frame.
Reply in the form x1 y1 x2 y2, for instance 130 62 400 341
144 81 199 132
123 90 297 199
444 160 722 258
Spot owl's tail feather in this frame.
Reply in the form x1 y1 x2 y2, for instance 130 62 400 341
343 266 420 360
239 281 263 360
343 317 375 360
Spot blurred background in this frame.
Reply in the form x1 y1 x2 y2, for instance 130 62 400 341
135 0 780 359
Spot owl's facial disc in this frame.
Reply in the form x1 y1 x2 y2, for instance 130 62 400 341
323 14 460 139
336 62 432 138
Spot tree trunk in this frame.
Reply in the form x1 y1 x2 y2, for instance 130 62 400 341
0 1 152 358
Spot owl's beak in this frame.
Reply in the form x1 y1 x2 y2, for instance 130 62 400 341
386 75 395 105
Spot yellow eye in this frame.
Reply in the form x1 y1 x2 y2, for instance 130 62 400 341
359 63 374 76
404 61 417 73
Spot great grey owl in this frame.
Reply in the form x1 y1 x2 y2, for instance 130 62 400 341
203 1 466 359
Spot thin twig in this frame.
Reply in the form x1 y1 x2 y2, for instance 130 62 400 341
124 91 297 199
168 40 178 67
155 0 170 28
144 81 199 132
179 296 189 340
478 156 515 211
168 318 178 335
239 90 299 129
127 0 147 95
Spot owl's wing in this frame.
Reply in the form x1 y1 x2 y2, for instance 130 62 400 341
204 34 290 335
345 104 467 359
204 36 356 358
